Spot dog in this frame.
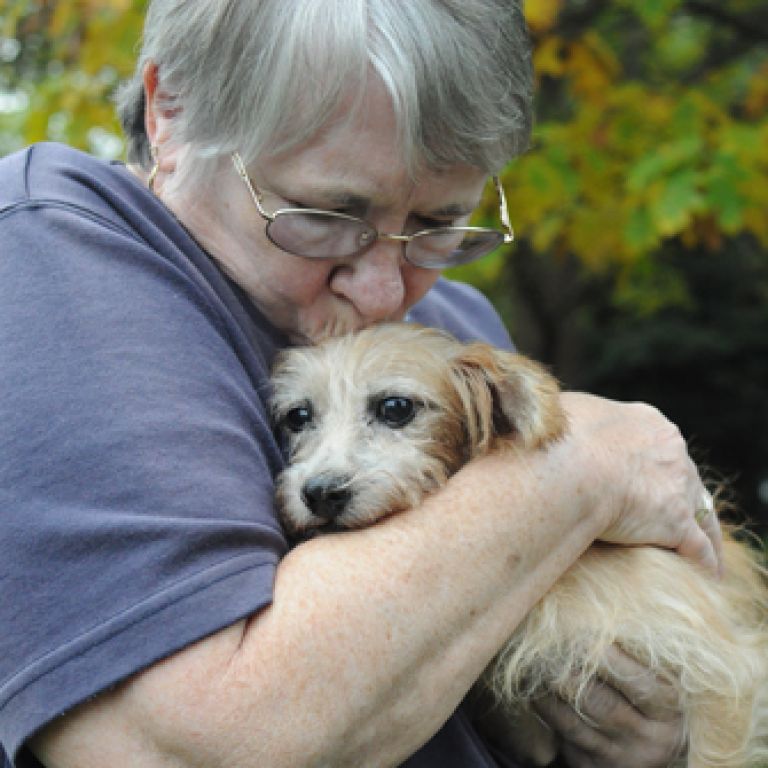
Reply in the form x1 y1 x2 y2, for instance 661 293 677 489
270 322 768 768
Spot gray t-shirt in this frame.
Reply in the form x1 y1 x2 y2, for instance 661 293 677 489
0 143 516 768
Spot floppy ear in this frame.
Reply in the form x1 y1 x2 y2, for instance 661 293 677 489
447 343 567 455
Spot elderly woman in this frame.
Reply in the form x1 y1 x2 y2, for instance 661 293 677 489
0 2 720 767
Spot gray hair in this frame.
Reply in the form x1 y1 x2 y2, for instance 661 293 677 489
116 0 533 189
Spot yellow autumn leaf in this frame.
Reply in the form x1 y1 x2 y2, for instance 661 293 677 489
49 1 76 38
533 36 566 78
524 0 563 34
85 0 133 10
743 208 768 247
744 62 768 120
567 204 627 268
566 35 620 100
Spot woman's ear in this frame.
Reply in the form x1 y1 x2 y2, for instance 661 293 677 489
448 343 567 455
141 61 179 178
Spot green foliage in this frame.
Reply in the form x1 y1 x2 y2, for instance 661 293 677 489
1 0 146 157
455 1 768 315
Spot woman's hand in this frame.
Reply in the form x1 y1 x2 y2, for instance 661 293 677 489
474 648 686 768
560 392 723 576
533 646 686 768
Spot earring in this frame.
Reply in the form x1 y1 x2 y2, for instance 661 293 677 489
147 144 159 192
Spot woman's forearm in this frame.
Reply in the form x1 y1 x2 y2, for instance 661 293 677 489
229 453 600 766
32 447 602 768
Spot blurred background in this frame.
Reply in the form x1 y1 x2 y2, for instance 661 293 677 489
1 0 766 536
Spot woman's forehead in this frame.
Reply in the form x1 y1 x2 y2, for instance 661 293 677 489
254 82 487 204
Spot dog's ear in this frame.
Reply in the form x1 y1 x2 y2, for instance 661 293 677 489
447 343 567 455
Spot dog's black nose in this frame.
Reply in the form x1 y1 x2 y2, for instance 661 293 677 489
301 476 352 521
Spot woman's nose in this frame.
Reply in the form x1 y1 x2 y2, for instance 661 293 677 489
329 240 407 321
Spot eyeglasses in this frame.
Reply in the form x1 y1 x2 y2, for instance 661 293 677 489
231 153 513 269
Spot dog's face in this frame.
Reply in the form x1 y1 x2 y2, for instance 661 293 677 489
270 323 565 538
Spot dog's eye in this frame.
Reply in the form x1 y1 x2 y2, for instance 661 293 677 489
282 404 313 433
375 396 416 428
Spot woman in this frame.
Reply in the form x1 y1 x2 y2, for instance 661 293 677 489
0 2 720 767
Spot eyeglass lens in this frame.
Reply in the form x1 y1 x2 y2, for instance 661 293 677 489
407 228 504 268
266 211 375 259
265 210 503 267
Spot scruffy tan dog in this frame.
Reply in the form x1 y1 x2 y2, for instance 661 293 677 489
270 322 768 768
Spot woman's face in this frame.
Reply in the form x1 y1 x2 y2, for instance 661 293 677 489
166 83 488 343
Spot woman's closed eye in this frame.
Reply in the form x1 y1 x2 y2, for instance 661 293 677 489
288 199 367 218
412 216 448 230
412 212 471 231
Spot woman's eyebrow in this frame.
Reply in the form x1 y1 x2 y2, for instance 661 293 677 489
297 186 477 216
283 185 370 208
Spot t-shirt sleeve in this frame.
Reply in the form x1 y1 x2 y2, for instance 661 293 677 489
0 201 287 764
408 278 515 352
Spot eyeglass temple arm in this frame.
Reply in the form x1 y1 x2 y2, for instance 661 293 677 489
493 176 514 244
231 152 275 221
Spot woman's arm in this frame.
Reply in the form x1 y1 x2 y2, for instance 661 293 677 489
30 394 717 768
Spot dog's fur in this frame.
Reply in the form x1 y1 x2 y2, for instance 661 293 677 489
270 322 768 768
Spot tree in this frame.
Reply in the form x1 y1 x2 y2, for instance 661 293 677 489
0 0 144 157
457 0 768 292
